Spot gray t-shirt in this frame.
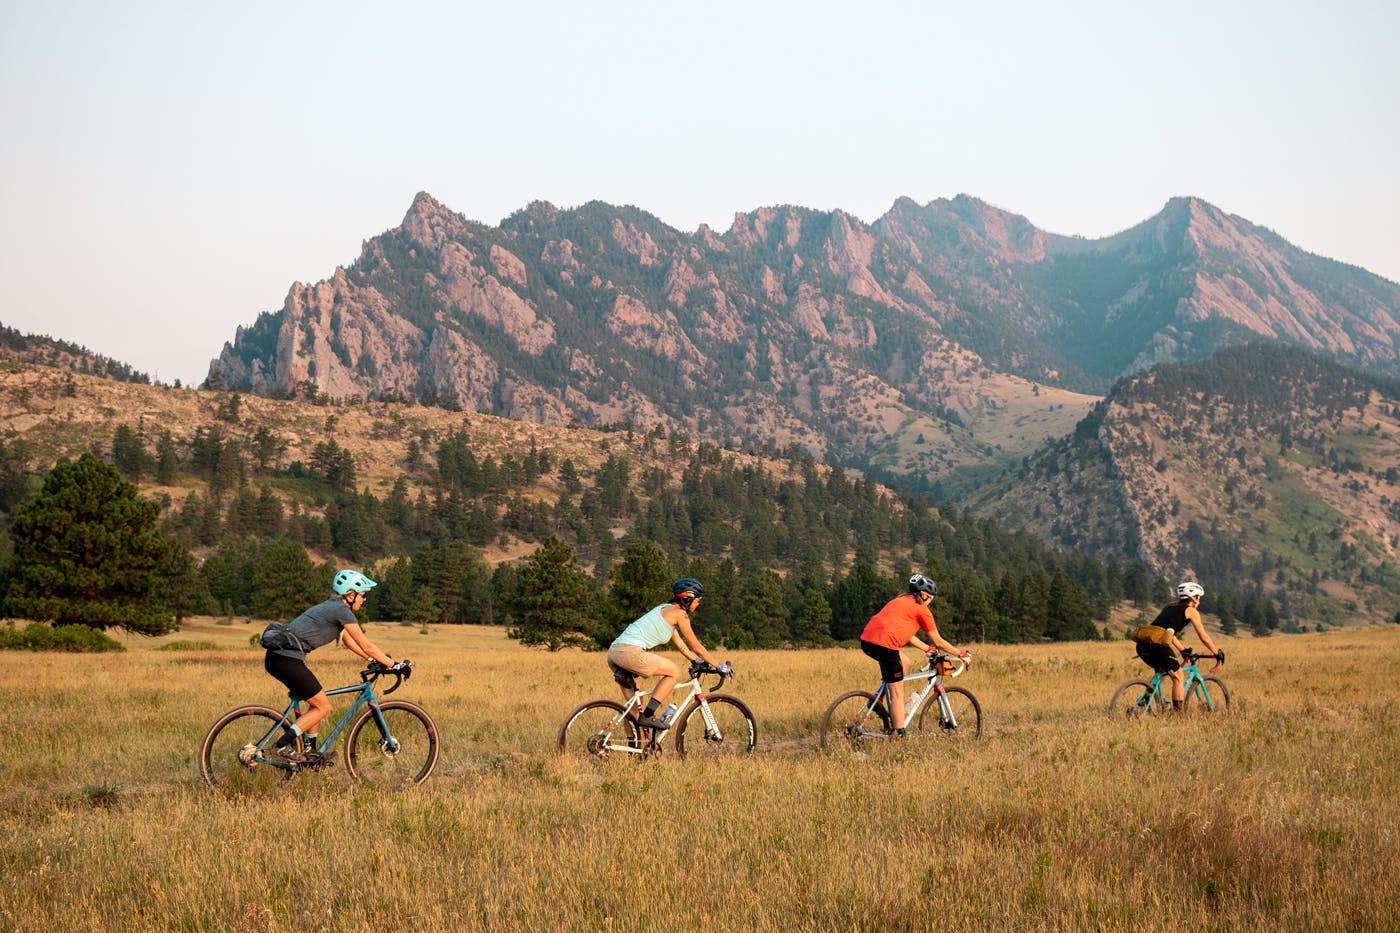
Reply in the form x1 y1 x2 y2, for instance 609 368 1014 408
273 597 358 658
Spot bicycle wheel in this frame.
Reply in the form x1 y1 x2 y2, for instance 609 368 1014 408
915 686 982 739
1184 675 1231 712
675 695 757 758
199 705 295 790
819 690 892 751
344 700 439 786
557 699 639 759
1108 679 1160 718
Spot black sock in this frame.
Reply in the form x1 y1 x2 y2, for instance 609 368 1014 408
643 699 660 717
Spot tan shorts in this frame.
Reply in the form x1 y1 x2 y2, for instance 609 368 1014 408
607 643 666 678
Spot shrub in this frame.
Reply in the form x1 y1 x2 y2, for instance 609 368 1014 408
0 621 124 652
156 640 218 651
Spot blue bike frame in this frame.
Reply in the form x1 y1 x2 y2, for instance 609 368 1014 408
251 680 394 773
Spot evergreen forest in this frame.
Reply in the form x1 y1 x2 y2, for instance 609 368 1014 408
0 381 1280 648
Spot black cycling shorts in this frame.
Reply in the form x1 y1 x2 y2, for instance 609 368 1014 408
264 651 323 701
1136 641 1180 674
860 639 905 684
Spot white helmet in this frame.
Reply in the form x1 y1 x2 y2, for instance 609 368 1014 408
1176 581 1204 600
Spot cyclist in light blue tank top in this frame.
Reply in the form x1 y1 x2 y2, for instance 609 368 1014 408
606 578 730 729
613 603 676 650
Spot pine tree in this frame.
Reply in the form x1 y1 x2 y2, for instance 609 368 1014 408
3 453 177 634
155 430 180 485
732 570 787 648
508 536 598 650
828 562 890 641
251 538 320 621
606 540 673 641
111 423 153 482
791 587 835 647
157 545 215 623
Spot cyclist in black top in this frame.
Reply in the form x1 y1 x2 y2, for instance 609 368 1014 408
1136 581 1222 711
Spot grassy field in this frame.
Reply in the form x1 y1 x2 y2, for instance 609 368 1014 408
2 621 1397 932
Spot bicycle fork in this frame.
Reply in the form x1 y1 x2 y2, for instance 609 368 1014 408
695 694 724 741
932 684 959 730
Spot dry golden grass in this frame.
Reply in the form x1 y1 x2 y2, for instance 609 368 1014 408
2 622 1398 931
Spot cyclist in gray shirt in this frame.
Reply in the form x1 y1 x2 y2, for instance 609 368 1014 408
260 569 401 762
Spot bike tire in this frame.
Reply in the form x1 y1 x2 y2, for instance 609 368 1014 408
556 699 639 759
915 685 982 739
675 694 757 759
1185 674 1231 712
199 704 294 790
819 690 892 751
1108 679 1160 718
344 699 439 786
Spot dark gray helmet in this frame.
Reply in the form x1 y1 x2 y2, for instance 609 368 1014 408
908 573 937 596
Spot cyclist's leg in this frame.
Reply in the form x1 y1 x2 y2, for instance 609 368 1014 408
298 690 333 735
861 640 907 730
1137 642 1184 708
608 657 640 709
607 645 677 720
264 652 325 748
1165 668 1185 706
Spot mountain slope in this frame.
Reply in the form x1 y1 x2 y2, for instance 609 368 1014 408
966 342 1400 625
207 192 1400 487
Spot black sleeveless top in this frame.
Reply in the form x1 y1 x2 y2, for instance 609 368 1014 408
1151 602 1188 631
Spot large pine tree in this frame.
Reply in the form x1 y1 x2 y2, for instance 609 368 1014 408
508 536 598 651
3 453 177 634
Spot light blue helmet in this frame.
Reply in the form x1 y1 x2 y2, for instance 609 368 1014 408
333 569 377 595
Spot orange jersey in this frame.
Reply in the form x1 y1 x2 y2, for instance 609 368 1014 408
860 594 936 649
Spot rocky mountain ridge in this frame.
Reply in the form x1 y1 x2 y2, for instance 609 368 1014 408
209 191 1400 490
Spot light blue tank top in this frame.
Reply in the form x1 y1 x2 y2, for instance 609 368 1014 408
613 604 675 650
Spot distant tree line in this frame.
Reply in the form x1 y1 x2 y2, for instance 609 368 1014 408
0 324 153 384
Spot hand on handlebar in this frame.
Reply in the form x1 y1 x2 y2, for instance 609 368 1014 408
716 661 734 679
389 659 412 676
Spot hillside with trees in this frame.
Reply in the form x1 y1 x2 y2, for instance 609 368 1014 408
0 360 1189 647
967 342 1400 628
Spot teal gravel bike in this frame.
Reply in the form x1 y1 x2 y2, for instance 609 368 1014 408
1109 648 1230 717
199 660 438 789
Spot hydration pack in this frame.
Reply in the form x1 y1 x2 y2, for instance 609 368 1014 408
259 621 306 655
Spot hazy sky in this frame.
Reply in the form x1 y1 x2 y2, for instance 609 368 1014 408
2 1 1396 387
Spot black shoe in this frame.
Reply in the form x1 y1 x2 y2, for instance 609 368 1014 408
272 740 308 764
637 714 675 731
304 747 336 768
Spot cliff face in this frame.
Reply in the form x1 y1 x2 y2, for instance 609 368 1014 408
207 191 1400 483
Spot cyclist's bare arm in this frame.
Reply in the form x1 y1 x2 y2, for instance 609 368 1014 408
1185 607 1220 658
916 621 959 656
672 612 714 667
341 623 393 666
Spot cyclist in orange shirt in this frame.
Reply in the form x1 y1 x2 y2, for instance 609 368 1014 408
859 574 971 737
